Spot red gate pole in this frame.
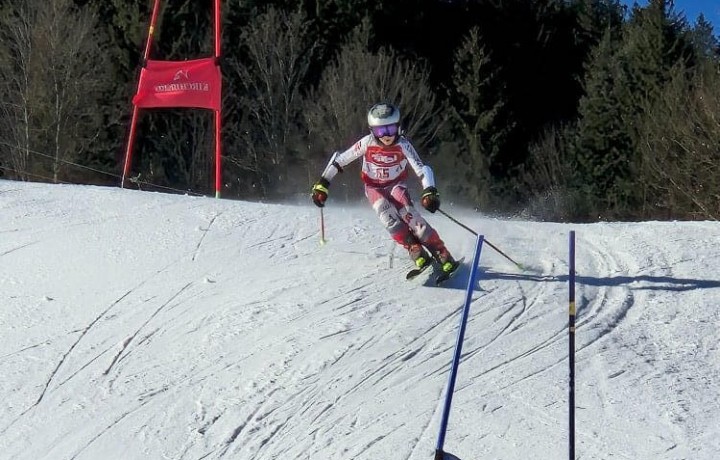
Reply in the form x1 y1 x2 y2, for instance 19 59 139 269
121 0 163 188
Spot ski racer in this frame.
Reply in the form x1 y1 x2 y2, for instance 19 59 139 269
310 102 458 274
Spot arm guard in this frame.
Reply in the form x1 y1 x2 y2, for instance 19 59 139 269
419 165 435 190
321 151 343 181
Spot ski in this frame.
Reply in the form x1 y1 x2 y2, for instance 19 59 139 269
434 260 462 286
408 257 464 284
406 262 432 280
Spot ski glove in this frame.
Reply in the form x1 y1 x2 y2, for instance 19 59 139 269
421 187 440 213
312 179 330 208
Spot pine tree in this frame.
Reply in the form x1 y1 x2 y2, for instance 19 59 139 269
573 29 631 218
573 0 694 218
447 26 513 210
689 14 720 62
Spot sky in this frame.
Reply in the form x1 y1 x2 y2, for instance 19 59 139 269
624 0 720 30
1 179 719 459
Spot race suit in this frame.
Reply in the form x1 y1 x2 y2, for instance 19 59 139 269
319 134 447 253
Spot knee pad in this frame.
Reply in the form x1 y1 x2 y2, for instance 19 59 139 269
399 206 431 240
373 198 404 233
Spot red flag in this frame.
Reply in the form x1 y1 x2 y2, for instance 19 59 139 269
133 58 221 110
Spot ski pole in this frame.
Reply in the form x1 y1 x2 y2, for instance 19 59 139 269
319 207 326 245
437 208 524 270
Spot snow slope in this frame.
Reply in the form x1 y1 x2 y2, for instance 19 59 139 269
1 180 718 459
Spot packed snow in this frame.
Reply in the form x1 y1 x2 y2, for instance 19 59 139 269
1 179 718 459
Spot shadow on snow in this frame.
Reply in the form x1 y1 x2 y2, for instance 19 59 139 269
480 269 720 292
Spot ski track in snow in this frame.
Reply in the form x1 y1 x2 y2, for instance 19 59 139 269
1 181 719 459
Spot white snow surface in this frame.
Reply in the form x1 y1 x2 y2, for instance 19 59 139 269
1 180 719 460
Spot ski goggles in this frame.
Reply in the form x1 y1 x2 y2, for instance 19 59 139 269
370 124 399 138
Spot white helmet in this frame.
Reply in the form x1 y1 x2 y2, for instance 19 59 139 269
367 103 400 127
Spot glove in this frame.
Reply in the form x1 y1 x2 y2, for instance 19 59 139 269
421 186 440 213
311 178 330 207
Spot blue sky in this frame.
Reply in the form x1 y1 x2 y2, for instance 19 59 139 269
624 0 720 30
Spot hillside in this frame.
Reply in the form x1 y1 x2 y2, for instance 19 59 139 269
1 180 718 459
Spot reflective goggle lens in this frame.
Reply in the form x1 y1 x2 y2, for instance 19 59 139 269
371 124 399 138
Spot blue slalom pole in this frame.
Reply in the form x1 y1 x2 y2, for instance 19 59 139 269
435 234 485 460
569 230 576 460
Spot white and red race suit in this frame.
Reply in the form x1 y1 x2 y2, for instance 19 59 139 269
319 134 448 254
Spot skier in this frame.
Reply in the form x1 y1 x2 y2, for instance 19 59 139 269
311 102 458 275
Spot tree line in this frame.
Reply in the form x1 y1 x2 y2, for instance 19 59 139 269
0 0 718 221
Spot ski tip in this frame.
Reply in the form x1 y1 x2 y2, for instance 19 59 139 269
406 265 430 280
518 263 543 274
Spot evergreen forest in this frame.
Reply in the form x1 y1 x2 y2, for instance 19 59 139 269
1 0 719 221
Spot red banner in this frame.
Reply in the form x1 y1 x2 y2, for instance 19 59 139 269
133 58 221 110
